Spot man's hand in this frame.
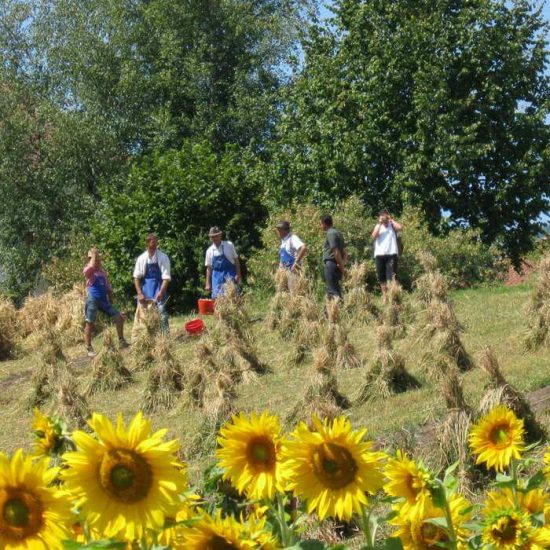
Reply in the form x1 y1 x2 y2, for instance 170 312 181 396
339 266 347 278
137 292 146 304
235 274 241 284
154 291 165 303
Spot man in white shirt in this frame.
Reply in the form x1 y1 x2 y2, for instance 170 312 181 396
133 233 171 333
372 210 403 303
276 220 307 292
205 226 241 298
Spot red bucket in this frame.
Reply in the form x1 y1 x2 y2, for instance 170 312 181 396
185 318 205 335
198 298 215 315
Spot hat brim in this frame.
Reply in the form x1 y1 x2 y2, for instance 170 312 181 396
209 231 222 237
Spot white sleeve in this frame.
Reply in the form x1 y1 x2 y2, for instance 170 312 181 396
133 255 145 279
205 247 213 267
160 253 171 280
291 234 304 250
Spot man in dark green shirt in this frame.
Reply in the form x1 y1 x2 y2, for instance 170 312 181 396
321 214 346 298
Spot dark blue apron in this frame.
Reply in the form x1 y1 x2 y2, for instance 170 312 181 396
280 243 295 270
142 261 162 300
211 244 237 299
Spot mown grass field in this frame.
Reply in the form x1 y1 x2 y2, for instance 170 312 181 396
0 282 548 483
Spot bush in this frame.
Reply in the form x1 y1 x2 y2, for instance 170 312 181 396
93 140 267 310
249 199 499 293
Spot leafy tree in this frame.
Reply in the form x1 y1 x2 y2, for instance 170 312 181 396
260 0 550 263
93 140 267 308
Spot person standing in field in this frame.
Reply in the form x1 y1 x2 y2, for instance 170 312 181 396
133 233 171 333
205 226 242 298
372 210 403 303
276 220 307 292
83 246 128 357
320 214 347 299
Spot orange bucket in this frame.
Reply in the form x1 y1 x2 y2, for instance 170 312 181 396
198 298 215 315
185 318 205 335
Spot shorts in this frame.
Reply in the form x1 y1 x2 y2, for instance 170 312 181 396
375 254 398 284
85 295 119 323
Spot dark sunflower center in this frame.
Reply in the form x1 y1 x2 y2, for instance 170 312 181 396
99 449 152 504
246 436 276 472
3 499 29 527
209 534 240 549
489 424 511 448
492 516 518 542
312 442 357 489
0 489 44 539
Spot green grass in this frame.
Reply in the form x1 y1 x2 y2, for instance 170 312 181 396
0 282 549 483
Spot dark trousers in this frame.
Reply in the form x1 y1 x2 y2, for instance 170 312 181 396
324 260 342 298
375 254 398 284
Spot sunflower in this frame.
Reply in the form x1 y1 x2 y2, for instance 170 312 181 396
159 494 202 549
180 511 256 549
0 450 73 549
486 487 549 519
62 411 187 541
384 451 432 517
482 507 550 549
468 406 525 472
248 516 281 550
280 415 385 521
391 493 471 550
216 412 284 500
32 408 62 457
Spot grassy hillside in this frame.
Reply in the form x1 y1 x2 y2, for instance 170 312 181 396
0 282 548 483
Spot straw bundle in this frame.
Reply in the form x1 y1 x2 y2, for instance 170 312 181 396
86 328 133 394
356 325 419 404
204 371 238 425
55 366 90 429
290 319 322 365
343 263 379 323
478 347 545 443
0 297 20 360
324 298 362 370
129 304 160 372
27 328 67 407
381 280 406 337
524 256 550 351
417 250 439 273
55 285 86 345
287 336 349 426
414 270 449 308
142 336 184 412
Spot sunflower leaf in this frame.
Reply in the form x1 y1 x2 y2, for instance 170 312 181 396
424 516 449 528
525 470 546 491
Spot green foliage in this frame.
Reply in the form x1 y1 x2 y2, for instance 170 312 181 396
249 199 498 292
94 140 267 309
259 0 550 263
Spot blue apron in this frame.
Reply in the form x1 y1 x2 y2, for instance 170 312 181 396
280 244 295 270
88 271 110 306
211 244 237 299
142 261 162 300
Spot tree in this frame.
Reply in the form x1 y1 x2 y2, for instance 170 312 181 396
93 140 267 308
260 0 550 262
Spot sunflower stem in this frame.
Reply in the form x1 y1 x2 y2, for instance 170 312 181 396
439 484 458 550
276 492 294 547
510 459 519 509
360 505 375 548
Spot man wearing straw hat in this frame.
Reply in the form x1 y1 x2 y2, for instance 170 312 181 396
205 226 241 298
276 220 307 292
133 233 171 333
83 246 129 357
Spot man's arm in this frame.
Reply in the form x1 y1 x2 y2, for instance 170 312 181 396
205 266 212 291
391 218 403 232
235 258 242 284
333 248 346 275
372 223 382 239
87 246 99 269
291 244 308 271
134 277 145 303
156 279 169 302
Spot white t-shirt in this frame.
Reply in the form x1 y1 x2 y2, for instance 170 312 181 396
205 241 238 267
374 224 399 257
133 249 171 280
280 233 305 259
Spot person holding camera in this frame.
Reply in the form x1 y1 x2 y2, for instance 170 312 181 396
372 210 403 303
